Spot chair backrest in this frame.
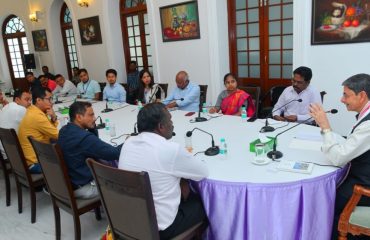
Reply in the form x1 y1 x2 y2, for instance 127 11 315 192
99 82 106 93
158 83 168 98
199 84 208 104
0 128 31 182
320 91 327 103
121 83 129 93
239 86 261 117
28 137 76 208
270 85 287 106
87 159 160 240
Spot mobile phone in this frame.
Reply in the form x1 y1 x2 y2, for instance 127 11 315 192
185 112 196 116
247 116 257 122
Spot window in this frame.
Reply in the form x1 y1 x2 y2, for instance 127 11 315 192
120 0 152 72
60 3 79 79
228 0 293 94
2 15 29 88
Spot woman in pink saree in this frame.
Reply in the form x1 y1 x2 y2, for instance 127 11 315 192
209 73 255 116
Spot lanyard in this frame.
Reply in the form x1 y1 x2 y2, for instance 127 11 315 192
82 80 91 94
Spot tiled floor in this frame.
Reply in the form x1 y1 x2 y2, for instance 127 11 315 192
0 171 108 239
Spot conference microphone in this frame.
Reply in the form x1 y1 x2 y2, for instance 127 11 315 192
101 99 113 113
95 116 106 129
173 98 184 101
267 109 338 160
131 122 138 136
54 95 63 104
260 98 303 133
186 127 219 156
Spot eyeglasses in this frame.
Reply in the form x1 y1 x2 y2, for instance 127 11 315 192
42 97 53 103
291 79 306 85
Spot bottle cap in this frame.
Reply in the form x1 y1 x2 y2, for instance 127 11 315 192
220 138 225 142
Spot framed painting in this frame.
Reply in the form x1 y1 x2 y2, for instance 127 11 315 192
312 0 370 45
159 0 201 42
32 29 49 51
78 16 102 45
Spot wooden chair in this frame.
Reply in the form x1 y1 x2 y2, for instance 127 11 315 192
120 83 129 93
338 185 370 240
28 137 101 240
158 83 168 98
260 85 287 118
98 83 106 101
199 85 208 104
239 86 261 118
0 149 12 206
87 159 206 240
0 128 44 223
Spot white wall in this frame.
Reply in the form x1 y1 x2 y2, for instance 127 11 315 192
294 1 369 135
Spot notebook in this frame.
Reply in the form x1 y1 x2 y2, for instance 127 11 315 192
277 161 314 174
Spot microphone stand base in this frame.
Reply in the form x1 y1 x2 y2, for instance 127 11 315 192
205 146 220 156
101 108 113 113
267 150 283 160
96 123 106 130
54 100 63 104
260 125 275 133
195 117 207 122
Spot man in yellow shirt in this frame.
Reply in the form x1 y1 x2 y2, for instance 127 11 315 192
18 87 59 174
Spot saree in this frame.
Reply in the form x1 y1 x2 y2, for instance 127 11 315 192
220 89 256 116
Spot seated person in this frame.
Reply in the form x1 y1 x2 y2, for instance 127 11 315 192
71 67 80 85
103 69 126 103
162 71 200 112
76 68 101 100
119 103 208 239
40 75 57 92
58 101 122 199
53 74 78 96
310 73 370 240
18 87 58 174
0 89 31 159
42 65 55 80
209 73 255 116
136 69 164 104
25 71 42 91
126 60 140 104
272 66 321 122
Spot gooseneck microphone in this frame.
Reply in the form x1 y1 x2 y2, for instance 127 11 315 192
95 116 106 129
195 100 207 122
267 109 338 160
260 98 303 133
186 127 219 156
131 122 138 136
101 99 113 113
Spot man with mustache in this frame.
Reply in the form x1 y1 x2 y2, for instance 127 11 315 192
272 66 321 123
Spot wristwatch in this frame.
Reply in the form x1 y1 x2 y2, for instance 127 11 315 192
320 128 331 134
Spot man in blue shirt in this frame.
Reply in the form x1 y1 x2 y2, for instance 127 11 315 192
103 69 126 103
58 101 122 199
76 68 101 100
126 61 139 104
163 71 200 112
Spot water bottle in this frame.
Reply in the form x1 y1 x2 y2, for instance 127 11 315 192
138 101 143 111
105 119 110 134
219 138 228 159
202 103 208 116
241 105 247 122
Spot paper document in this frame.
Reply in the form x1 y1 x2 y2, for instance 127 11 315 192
289 138 322 151
295 131 322 142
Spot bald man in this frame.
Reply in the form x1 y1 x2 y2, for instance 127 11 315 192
162 71 200 112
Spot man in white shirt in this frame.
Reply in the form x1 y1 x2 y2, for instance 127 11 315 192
310 73 370 239
0 89 32 158
273 66 321 122
119 103 208 239
53 74 77 96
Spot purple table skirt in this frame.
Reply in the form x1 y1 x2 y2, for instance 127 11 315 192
195 167 347 240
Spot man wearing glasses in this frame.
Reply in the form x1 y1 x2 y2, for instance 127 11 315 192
18 87 59 174
272 66 321 123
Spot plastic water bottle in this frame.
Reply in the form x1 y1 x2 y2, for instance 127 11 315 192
241 105 247 122
219 138 228 159
138 101 143 111
202 103 208 116
105 119 110 134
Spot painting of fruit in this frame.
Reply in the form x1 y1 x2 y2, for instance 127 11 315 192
160 1 200 42
312 0 370 45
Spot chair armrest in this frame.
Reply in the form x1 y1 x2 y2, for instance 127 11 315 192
339 185 370 230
